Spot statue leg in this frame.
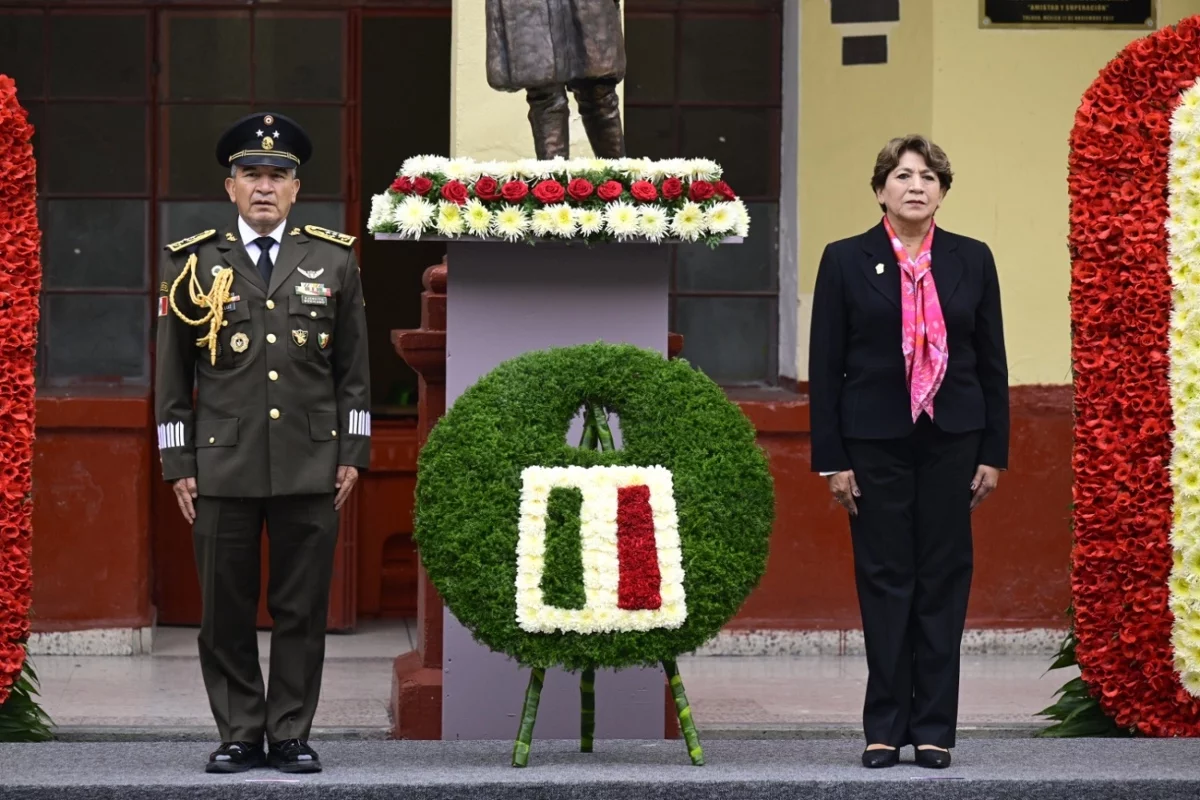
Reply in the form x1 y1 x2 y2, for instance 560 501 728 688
570 79 625 159
526 85 570 160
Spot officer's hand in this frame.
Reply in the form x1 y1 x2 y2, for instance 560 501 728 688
335 466 359 511
827 470 860 517
173 477 198 523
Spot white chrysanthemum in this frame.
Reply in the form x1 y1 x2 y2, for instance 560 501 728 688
651 158 688 182
400 154 448 178
686 158 722 181
530 207 556 237
464 199 492 237
547 204 577 238
670 201 706 241
577 208 604 236
493 206 530 242
604 201 640 240
616 157 653 180
367 193 394 232
705 201 739 235
731 200 752 237
435 201 466 236
443 159 481 182
392 195 435 238
638 206 669 242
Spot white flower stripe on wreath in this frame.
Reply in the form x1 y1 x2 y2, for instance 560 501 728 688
515 464 687 635
157 421 184 450
1166 78 1200 695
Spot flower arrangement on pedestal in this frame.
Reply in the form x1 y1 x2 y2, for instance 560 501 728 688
1052 15 1200 738
0 74 51 741
367 156 751 246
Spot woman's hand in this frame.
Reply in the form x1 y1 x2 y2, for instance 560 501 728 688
828 470 860 516
970 465 1000 511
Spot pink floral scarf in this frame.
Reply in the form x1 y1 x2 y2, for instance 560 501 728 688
883 215 948 422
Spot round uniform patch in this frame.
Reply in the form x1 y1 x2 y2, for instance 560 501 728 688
414 342 775 671
230 332 249 353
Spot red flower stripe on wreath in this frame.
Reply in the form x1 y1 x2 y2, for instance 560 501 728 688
0 75 40 707
616 484 662 611
1069 16 1200 736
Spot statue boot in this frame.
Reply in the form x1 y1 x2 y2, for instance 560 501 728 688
571 80 625 159
526 85 571 160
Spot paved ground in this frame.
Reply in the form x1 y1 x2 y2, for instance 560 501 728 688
27 622 1074 739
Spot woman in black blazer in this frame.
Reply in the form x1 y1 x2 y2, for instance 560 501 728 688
808 135 1009 769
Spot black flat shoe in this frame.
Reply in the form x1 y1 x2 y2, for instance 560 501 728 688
268 738 322 773
861 747 899 768
205 741 264 773
915 747 951 769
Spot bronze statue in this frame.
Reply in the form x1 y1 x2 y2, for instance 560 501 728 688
485 0 626 160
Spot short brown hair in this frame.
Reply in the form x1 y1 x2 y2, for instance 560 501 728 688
871 135 953 196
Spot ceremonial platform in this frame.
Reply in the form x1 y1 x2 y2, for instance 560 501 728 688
1 738 1198 800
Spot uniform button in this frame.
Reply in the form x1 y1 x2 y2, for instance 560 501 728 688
310 311 317 318
267 333 277 344
269 370 279 381
331 430 338 437
209 437 215 444
266 299 276 310
222 320 228 327
270 408 280 420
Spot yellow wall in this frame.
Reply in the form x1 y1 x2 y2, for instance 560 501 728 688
450 2 621 161
799 0 1200 385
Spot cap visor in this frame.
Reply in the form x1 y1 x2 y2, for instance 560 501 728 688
232 155 296 170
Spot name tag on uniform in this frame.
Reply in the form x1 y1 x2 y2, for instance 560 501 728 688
224 294 241 312
300 295 329 306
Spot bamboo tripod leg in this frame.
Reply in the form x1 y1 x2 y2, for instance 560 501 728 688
663 659 704 766
512 667 546 768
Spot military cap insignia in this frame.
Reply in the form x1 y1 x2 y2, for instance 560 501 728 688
318 332 331 349
304 225 356 247
165 229 217 253
230 332 250 353
262 136 275 151
292 329 309 347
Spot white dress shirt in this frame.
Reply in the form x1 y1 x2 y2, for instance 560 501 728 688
239 216 287 267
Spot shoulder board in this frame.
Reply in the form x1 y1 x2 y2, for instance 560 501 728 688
305 225 356 247
164 229 217 253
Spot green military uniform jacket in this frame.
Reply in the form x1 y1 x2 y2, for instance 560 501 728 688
155 219 371 497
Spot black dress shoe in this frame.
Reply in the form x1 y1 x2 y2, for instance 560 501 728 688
268 739 322 773
206 741 264 773
861 747 899 768
915 747 952 769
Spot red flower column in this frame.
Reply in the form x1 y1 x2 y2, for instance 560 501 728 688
1069 16 1200 736
0 76 40 706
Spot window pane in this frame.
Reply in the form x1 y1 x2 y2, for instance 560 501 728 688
624 108 675 161
45 104 147 194
675 296 775 385
43 294 148 385
49 13 146 98
163 104 251 196
0 12 45 98
680 108 774 198
254 14 344 101
45 200 147 290
161 12 250 101
680 17 777 104
624 15 675 104
677 203 777 292
269 105 343 196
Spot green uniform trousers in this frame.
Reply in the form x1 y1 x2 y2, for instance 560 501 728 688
192 493 339 744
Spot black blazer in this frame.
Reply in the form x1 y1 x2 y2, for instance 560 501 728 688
808 221 1009 473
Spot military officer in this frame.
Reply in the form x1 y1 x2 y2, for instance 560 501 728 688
154 111 370 774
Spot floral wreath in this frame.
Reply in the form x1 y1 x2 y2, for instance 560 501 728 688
367 156 751 246
414 342 774 765
1066 16 1200 737
0 77 40 713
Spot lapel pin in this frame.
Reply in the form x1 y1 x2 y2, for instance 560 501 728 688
875 263 885 274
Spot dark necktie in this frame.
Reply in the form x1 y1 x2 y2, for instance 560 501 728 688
253 236 275 284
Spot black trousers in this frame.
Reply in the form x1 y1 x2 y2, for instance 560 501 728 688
844 416 980 749
192 494 339 745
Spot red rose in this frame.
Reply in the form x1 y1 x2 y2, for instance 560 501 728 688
715 180 736 200
474 176 502 201
597 180 624 202
630 180 658 202
440 179 469 205
533 179 566 204
413 176 433 196
501 180 529 202
688 180 715 202
391 176 413 194
567 178 595 201
661 177 683 200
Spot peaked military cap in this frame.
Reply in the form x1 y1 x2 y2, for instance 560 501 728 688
215 111 312 170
